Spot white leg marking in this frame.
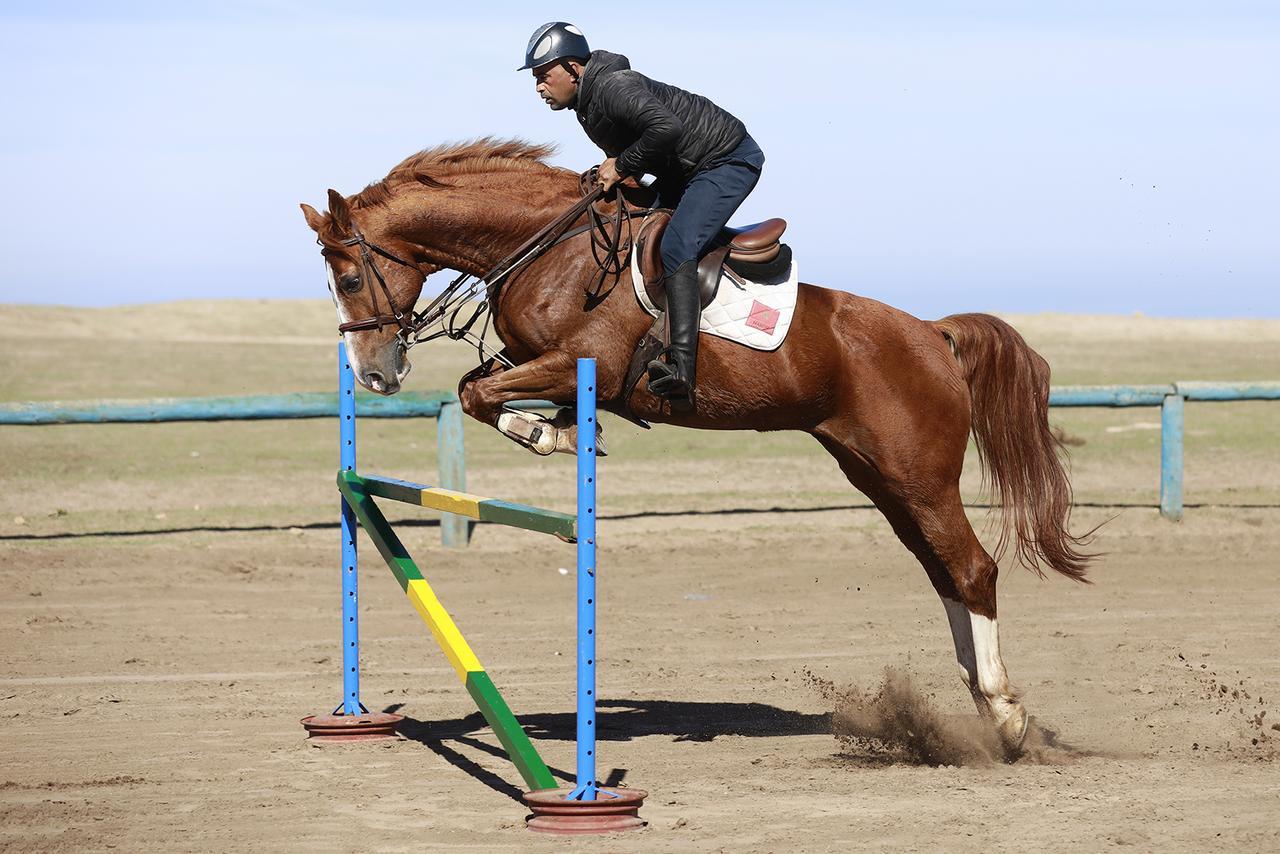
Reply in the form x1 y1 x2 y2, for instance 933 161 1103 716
943 597 1028 749
969 611 1026 743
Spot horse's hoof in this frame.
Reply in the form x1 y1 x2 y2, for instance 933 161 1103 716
550 409 607 456
997 707 1029 761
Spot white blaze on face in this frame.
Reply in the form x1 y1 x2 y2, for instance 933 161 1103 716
325 259 411 394
327 260 364 376
325 260 343 316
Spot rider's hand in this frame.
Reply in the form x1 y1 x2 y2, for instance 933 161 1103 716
597 158 623 191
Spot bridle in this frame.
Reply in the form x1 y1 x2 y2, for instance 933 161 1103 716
331 172 653 369
335 222 423 338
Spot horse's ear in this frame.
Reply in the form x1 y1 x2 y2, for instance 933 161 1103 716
300 203 326 233
327 189 352 235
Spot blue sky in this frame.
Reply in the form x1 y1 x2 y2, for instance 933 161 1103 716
0 1 1276 317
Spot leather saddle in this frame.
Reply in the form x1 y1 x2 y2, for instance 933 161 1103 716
634 211 788 311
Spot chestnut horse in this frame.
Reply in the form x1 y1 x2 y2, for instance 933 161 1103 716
301 139 1092 755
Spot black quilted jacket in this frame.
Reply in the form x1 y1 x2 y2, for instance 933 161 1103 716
573 50 747 183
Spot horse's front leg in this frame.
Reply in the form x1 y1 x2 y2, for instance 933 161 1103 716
458 351 598 456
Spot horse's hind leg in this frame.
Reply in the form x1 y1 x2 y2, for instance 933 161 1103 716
922 494 1029 753
814 433 1029 755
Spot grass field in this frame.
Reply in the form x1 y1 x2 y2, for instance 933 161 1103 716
1 301 1277 852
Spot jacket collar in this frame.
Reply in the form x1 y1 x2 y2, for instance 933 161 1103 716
575 50 630 111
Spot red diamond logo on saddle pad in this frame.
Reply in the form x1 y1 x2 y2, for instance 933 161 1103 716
745 300 780 335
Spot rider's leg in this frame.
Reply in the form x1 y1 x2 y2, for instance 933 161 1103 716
647 258 700 407
649 136 764 408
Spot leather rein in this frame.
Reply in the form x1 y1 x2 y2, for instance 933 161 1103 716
334 172 652 369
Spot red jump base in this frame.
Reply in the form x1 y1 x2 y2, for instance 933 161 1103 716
524 787 647 834
300 712 403 742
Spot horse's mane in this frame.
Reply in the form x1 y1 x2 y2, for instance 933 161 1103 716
350 137 563 210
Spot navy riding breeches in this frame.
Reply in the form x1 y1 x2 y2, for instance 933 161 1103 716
657 134 765 274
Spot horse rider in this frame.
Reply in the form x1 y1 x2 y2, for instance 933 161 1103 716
520 22 765 410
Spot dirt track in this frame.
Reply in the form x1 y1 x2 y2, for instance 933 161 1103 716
2 303 1277 852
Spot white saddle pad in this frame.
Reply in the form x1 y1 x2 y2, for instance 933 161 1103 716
630 250 798 351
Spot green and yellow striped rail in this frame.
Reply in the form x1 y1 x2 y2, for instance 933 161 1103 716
357 474 577 542
337 471 558 791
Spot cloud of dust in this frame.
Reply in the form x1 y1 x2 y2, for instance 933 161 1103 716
809 666 1096 767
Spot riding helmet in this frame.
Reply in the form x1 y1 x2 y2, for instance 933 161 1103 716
518 22 590 71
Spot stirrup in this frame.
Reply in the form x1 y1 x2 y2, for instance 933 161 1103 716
646 349 695 410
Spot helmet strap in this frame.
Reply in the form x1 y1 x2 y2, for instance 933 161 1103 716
559 58 581 84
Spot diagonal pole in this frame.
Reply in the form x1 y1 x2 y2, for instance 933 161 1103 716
337 470 557 792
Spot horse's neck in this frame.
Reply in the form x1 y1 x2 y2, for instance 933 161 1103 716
391 179 580 278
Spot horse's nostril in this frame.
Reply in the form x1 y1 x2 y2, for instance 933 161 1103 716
364 371 399 394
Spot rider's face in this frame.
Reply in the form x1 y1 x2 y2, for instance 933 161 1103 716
533 62 578 110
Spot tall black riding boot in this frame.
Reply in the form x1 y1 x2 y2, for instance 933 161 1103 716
647 259 700 411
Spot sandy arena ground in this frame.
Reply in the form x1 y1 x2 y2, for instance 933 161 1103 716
1 302 1277 852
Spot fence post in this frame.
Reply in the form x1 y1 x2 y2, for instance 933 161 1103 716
436 398 468 547
1160 393 1184 521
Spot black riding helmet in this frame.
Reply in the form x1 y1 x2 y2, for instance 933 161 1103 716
518 21 590 71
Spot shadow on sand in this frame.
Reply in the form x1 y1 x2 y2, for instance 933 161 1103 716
386 697 830 801
382 681 1109 803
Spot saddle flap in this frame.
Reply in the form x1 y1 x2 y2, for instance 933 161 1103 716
635 211 719 311
635 210 671 291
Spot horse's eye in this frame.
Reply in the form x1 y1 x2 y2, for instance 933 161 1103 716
341 277 362 294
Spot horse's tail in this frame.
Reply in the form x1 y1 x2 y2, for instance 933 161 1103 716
933 312 1094 582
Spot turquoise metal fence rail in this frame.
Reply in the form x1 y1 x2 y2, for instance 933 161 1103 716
1047 381 1280 520
0 389 469 547
3 380 1276 523
0 391 457 424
